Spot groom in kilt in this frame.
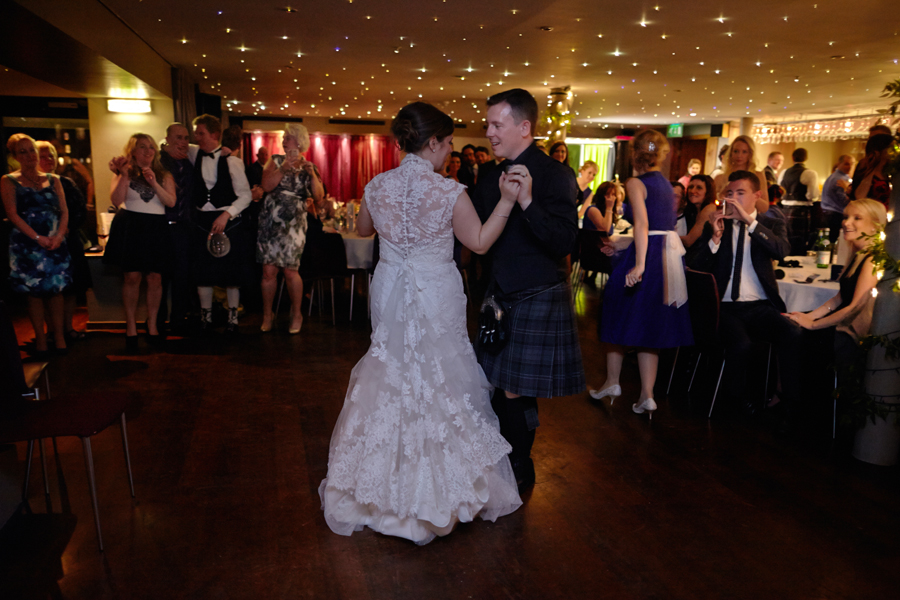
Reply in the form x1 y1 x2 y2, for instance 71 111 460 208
473 88 585 492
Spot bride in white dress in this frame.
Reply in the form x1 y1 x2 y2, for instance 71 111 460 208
319 102 526 544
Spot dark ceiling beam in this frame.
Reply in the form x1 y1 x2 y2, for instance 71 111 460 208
1 0 171 98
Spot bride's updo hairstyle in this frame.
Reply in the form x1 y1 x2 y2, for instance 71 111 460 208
631 129 670 172
391 102 454 154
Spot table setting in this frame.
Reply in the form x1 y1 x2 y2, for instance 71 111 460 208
776 254 840 313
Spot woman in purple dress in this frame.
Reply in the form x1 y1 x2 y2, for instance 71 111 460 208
590 130 693 418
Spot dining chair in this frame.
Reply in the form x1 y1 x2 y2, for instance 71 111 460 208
0 301 135 552
571 230 613 299
349 234 378 320
668 270 774 418
299 232 350 326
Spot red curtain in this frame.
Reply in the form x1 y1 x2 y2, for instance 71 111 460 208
243 132 399 201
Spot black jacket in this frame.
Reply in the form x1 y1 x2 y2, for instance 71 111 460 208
688 214 791 313
472 143 578 294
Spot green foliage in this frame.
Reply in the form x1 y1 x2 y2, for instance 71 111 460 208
878 79 900 179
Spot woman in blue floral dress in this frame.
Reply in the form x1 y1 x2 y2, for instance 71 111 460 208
257 123 324 333
2 134 72 356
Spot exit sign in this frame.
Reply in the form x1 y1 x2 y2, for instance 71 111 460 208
667 123 684 138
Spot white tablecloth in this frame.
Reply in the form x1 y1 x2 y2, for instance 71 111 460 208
777 255 839 313
341 231 375 270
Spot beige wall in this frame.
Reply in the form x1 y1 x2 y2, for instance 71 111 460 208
88 97 175 217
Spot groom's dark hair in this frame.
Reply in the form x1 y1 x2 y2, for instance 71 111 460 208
487 89 537 136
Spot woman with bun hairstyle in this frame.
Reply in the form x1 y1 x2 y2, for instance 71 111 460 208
105 133 176 348
319 102 523 545
591 130 693 419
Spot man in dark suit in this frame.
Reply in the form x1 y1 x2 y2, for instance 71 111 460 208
458 144 477 189
473 88 584 492
475 145 496 183
245 146 268 189
689 170 803 427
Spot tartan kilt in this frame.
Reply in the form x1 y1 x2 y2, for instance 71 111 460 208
476 282 586 398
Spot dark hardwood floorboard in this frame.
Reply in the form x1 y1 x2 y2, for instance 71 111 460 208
1 289 898 599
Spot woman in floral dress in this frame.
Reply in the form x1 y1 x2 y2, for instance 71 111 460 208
1 134 72 356
257 123 324 333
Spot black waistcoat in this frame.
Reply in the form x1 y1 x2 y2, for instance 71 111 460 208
193 153 237 210
781 163 807 201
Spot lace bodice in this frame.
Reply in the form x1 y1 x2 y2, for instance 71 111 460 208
364 153 464 265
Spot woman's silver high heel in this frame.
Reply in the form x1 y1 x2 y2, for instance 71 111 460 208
589 384 622 405
632 398 658 420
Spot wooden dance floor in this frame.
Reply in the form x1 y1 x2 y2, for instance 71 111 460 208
2 288 898 599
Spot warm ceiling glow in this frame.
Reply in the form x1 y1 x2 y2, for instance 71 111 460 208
107 99 152 113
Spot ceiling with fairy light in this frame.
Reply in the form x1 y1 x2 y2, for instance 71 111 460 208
86 0 900 127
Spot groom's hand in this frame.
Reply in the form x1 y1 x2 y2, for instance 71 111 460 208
505 165 532 210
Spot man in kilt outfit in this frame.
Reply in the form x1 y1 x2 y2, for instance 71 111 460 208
189 114 253 333
473 88 585 492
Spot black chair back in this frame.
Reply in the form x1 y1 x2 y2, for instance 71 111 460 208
0 300 29 403
577 230 613 274
685 269 720 347
299 232 348 280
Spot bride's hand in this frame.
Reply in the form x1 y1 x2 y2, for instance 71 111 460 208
505 165 532 210
498 172 520 205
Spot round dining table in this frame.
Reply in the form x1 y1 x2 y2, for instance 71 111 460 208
776 255 839 313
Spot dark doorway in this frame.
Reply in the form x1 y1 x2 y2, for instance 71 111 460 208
669 138 707 182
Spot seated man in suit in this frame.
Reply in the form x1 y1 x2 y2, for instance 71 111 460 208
689 170 803 430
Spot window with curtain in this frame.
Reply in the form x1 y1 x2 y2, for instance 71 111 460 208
242 132 400 201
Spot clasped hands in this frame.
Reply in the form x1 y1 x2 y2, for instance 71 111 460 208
35 232 63 251
107 156 160 187
498 165 532 210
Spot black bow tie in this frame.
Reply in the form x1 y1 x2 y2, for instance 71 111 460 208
198 149 218 159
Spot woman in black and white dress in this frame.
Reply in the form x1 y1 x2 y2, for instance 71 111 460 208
105 133 176 348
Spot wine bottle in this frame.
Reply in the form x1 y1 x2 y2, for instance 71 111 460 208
815 229 832 268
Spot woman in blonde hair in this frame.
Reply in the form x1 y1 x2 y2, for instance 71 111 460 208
105 133 176 348
591 130 693 419
2 133 72 357
257 123 324 333
787 199 886 367
714 135 769 211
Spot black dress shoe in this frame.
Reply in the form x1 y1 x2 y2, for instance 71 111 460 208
512 458 536 494
65 329 87 342
224 322 239 335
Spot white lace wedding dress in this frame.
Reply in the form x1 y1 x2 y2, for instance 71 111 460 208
319 153 522 545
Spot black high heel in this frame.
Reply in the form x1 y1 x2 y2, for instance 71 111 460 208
125 335 138 351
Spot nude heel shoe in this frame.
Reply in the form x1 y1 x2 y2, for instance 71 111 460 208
589 384 622 405
632 398 658 420
260 315 273 333
288 313 303 335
